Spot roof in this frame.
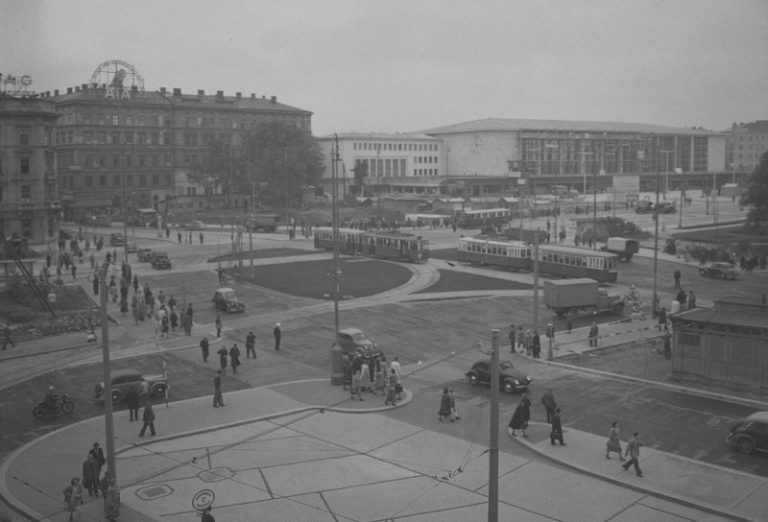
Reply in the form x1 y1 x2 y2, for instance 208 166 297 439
671 307 768 328
419 118 721 136
317 132 439 141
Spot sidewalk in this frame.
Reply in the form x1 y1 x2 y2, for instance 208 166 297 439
2 379 762 521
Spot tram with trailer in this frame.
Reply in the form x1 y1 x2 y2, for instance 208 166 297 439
456 208 511 229
313 227 430 262
455 237 619 283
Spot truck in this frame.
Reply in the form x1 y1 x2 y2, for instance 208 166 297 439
601 237 639 261
247 213 280 232
543 278 625 317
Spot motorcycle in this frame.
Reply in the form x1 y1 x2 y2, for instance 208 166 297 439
32 394 75 418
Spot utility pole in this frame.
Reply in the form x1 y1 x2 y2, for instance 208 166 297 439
652 136 661 316
331 134 341 334
100 266 117 486
487 329 500 522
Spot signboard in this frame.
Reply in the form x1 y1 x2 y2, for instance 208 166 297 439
0 74 36 96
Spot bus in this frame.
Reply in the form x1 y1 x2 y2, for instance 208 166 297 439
456 208 511 229
457 237 532 271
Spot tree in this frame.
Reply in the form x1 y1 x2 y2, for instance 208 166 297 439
741 150 768 229
241 122 325 207
352 160 368 195
187 139 237 201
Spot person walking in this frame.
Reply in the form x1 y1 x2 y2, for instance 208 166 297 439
201 507 216 522
62 477 84 521
531 331 541 359
213 370 225 407
507 401 528 438
673 269 681 289
245 331 256 358
217 346 228 373
200 336 210 362
99 471 114 508
273 322 282 350
688 290 696 310
588 322 599 347
520 392 532 428
350 368 363 401
508 324 516 352
449 388 460 421
126 386 140 421
229 343 241 373
389 356 402 378
664 332 672 360
606 421 623 460
139 402 156 437
2 324 14 350
550 408 566 445
657 307 667 331
82 454 100 497
88 442 106 474
215 315 222 338
622 432 643 477
438 388 452 421
540 388 557 424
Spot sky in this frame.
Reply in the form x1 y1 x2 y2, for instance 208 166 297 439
3 0 767 136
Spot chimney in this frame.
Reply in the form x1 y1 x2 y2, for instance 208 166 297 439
216 90 223 97
250 93 256 99
160 87 166 94
173 88 181 96
271 96 277 104
45 91 50 97
54 89 59 96
131 85 138 93
236 92 242 99
82 84 88 90
66 87 73 94
197 89 205 96
75 86 80 92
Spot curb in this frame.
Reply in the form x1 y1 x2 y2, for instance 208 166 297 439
510 422 757 522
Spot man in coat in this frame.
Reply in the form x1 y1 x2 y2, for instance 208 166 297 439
139 402 156 437
199 336 210 362
540 388 557 424
550 408 566 446
126 387 140 421
213 370 225 407
622 432 643 477
245 331 256 358
273 322 281 350
229 344 241 373
82 454 100 497
88 442 106 474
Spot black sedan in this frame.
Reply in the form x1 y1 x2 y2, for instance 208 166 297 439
466 359 532 394
699 262 738 280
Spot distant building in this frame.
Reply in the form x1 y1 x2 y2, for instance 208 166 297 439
728 120 768 177
0 95 60 244
670 297 768 388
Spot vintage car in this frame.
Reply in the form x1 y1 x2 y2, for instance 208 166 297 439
137 248 153 262
699 262 738 280
109 233 125 246
150 252 172 269
727 411 768 454
634 201 654 214
466 359 532 394
336 328 376 355
212 287 246 313
185 220 206 230
655 201 677 214
94 368 167 403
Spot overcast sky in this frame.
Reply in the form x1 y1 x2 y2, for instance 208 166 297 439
3 0 767 135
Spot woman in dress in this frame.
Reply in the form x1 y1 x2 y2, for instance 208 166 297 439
520 392 531 428
508 401 528 437
606 420 624 460
62 477 83 521
438 388 452 421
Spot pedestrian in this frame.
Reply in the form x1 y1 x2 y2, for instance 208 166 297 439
229 343 241 373
2 323 14 350
520 392 531 427
213 370 225 407
508 324 516 352
88 442 106 474
524 327 533 356
200 336 210 362
390 367 403 402
449 388 460 421
217 346 228 373
622 432 643 477
126 386 140 421
167 294 177 311
273 322 281 350
82 454 100 497
606 420 623 460
438 388 452 421
177 231 182 243
104 481 120 521
657 307 667 331
531 331 541 359
517 326 524 351
132 273 139 294
62 477 84 521
588 322 599 347
199 232 204 245
138 402 156 437
673 269 681 289
350 368 364 401
71 263 77 279
245 331 256 358
540 388 557 423
550 408 566 446
215 314 222 338
676 288 687 307
688 290 696 310
663 331 672 360
170 309 178 332
384 369 398 406
185 303 194 336
201 506 216 522
99 471 114 507
566 316 573 334
507 401 528 438
389 356 402 378
138 379 150 406
160 314 169 338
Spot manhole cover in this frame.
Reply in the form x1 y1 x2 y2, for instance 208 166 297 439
198 467 235 483
136 484 172 500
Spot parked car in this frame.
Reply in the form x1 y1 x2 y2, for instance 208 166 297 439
634 201 654 214
185 220 206 230
212 287 245 313
150 252 172 269
137 248 153 262
336 328 376 354
727 411 768 454
655 202 677 214
94 368 167 403
466 359 532 394
109 233 125 246
699 262 738 280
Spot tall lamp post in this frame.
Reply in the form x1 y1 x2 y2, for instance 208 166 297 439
652 136 661 315
331 134 341 334
99 266 117 487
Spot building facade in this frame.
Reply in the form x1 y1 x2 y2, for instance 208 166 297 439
728 120 768 176
0 96 60 244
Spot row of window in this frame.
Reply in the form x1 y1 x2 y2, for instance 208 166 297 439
59 173 172 189
353 142 438 152
413 169 439 176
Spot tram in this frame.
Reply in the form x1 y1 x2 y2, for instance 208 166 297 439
313 227 430 262
456 208 511 229
455 237 619 283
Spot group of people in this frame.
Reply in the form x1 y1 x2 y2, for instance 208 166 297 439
343 352 403 405
508 325 542 358
62 442 119 521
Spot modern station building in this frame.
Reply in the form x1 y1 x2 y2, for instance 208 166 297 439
44 60 312 220
728 120 768 175
319 118 728 202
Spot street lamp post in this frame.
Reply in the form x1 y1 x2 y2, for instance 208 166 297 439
99 266 117 486
284 144 289 208
652 137 661 316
